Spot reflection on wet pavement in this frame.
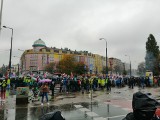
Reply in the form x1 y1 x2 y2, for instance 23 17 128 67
2 86 159 120
0 101 128 120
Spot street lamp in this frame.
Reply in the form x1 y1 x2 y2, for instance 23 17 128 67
18 49 26 74
99 38 108 76
3 26 13 78
0 0 4 34
13 56 20 77
125 55 132 78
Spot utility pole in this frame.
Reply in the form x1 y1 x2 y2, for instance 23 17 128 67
3 26 13 78
99 38 108 76
0 0 4 36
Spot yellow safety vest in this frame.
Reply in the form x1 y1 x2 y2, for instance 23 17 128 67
2 81 7 87
7 79 10 85
105 78 108 84
98 79 101 84
101 79 105 86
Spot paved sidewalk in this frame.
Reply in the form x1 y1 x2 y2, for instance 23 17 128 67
1 86 160 109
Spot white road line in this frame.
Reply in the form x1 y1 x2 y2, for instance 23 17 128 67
93 117 106 120
106 114 126 119
74 105 83 108
79 108 90 112
112 104 121 107
104 102 112 105
122 108 132 111
86 111 99 117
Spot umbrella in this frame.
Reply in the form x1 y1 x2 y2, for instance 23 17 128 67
39 79 52 83
39 111 65 120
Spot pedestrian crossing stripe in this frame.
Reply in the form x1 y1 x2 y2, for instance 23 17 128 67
122 108 132 111
79 108 90 112
93 117 106 120
74 105 83 108
106 114 126 119
74 98 132 119
104 100 132 112
112 104 121 107
86 112 99 117
104 102 111 104
75 103 128 119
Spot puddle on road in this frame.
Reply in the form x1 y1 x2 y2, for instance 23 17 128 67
0 102 128 120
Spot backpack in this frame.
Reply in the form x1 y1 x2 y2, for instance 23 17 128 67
123 92 160 120
133 92 159 120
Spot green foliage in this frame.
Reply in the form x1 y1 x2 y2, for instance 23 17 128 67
74 62 86 75
146 34 159 58
137 62 145 76
44 62 55 73
58 55 76 75
123 70 127 75
146 34 160 75
57 55 88 75
153 59 160 76
0 73 3 77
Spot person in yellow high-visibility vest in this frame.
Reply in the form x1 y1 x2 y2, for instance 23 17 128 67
101 77 105 90
98 77 101 89
7 78 11 89
1 79 7 99
23 76 26 83
27 78 31 87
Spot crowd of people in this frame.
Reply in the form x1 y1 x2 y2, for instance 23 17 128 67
1 74 160 119
0 74 160 105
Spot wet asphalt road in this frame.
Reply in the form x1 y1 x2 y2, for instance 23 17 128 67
1 86 160 120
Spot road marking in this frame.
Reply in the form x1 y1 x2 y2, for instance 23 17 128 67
76 102 129 119
86 112 99 117
106 114 126 119
112 104 120 107
74 105 83 108
79 108 90 112
104 102 112 105
104 99 132 111
122 108 132 111
93 117 106 120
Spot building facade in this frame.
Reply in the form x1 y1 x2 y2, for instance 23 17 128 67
20 39 107 75
108 57 124 75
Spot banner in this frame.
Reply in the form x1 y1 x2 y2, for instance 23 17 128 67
16 87 29 98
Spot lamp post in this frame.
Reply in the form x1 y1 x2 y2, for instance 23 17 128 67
125 55 131 78
13 56 20 77
18 49 26 74
0 0 4 34
99 38 108 76
3 26 13 78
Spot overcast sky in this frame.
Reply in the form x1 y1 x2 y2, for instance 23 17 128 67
0 0 160 69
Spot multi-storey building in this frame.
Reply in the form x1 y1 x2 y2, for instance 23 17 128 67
109 57 124 75
20 39 107 74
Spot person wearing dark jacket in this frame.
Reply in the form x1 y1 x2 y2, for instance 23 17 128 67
123 92 160 120
50 81 55 97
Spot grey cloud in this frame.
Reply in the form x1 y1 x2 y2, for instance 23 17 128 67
1 0 160 69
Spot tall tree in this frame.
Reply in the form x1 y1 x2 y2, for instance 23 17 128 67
74 62 86 75
58 55 76 75
146 34 159 58
44 62 55 74
137 62 145 76
145 34 160 75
